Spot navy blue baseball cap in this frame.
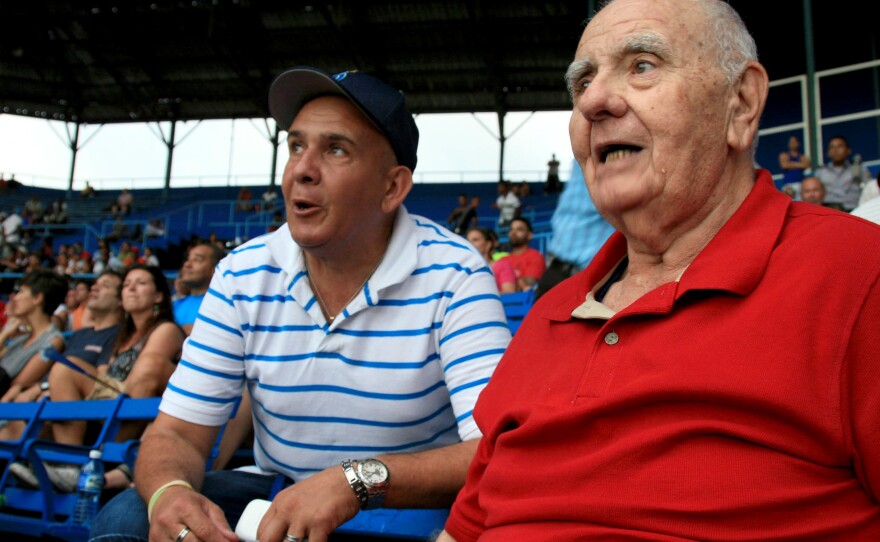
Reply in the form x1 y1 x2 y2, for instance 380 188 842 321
268 66 419 172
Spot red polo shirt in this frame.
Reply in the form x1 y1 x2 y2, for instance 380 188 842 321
446 171 880 541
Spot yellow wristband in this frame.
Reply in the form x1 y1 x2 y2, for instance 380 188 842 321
147 479 194 522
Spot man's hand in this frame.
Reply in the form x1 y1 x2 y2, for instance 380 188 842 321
149 485 237 542
256 465 361 542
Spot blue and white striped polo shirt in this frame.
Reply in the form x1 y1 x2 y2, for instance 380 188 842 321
160 206 511 480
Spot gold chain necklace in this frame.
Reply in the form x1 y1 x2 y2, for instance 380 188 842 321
305 257 383 323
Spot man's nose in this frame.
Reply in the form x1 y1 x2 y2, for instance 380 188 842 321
287 149 321 184
574 73 627 122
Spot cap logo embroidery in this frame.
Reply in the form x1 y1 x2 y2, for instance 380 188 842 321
333 72 350 81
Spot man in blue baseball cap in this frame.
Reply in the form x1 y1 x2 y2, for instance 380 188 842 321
91 67 510 542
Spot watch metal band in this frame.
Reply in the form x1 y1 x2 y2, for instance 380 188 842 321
340 459 369 510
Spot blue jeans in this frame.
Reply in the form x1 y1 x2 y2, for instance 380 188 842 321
88 470 276 542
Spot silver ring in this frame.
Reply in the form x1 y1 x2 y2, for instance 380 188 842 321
283 535 299 542
175 526 192 542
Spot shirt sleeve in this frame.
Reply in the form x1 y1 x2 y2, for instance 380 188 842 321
160 261 246 426
438 256 511 442
492 260 517 289
845 270 880 501
445 433 493 541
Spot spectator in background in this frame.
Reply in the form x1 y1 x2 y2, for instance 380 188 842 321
0 270 67 398
447 193 471 235
106 215 130 241
92 246 111 275
2 207 23 246
498 217 546 291
1 244 28 274
23 196 45 224
545 153 562 194
77 251 93 274
267 210 285 232
536 159 616 299
80 180 96 198
778 135 810 190
799 176 826 206
261 185 279 211
467 227 516 294
814 135 870 212
236 185 253 212
23 253 43 274
117 241 136 268
116 188 134 215
43 199 69 226
52 250 70 275
172 242 224 335
67 278 95 331
142 246 159 267
145 219 166 238
851 170 880 224
37 237 55 267
171 269 190 302
857 168 879 206
493 180 520 229
65 251 81 275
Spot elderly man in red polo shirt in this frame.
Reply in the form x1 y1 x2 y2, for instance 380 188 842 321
439 0 880 540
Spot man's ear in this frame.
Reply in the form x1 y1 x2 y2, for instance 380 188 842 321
727 61 769 152
381 165 414 214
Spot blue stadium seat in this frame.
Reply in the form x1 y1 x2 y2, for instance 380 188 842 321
500 289 536 334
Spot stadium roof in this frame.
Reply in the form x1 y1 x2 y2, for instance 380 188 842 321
1 0 875 125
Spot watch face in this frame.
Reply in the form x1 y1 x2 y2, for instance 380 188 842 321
360 459 388 484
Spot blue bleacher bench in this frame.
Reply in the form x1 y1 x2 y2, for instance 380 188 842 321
0 396 448 541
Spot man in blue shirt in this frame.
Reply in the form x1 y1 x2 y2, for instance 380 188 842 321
536 159 615 299
172 242 224 335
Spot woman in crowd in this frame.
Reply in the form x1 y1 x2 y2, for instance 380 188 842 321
0 270 67 401
45 264 185 490
467 226 516 294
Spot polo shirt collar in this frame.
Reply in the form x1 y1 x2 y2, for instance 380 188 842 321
264 205 418 298
555 170 789 321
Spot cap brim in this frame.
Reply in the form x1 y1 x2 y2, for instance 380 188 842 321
268 68 349 131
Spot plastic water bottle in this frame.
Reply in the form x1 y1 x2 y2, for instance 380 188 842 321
72 449 104 525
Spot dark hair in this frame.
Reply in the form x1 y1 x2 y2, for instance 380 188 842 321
97 269 125 298
113 264 175 355
18 269 69 316
73 277 93 289
467 226 500 253
510 216 533 232
828 135 849 147
192 242 226 267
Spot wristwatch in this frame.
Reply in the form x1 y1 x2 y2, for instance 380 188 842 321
341 459 369 510
355 458 390 510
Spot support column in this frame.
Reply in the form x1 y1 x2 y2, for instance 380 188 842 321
269 124 280 188
66 122 80 198
163 120 177 200
497 111 506 182
803 0 819 168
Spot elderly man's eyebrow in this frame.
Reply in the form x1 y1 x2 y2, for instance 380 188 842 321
624 32 670 57
565 58 593 96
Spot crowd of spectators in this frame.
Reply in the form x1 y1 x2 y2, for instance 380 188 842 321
0 235 223 494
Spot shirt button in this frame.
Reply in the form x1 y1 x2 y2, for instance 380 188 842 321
604 332 619 345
